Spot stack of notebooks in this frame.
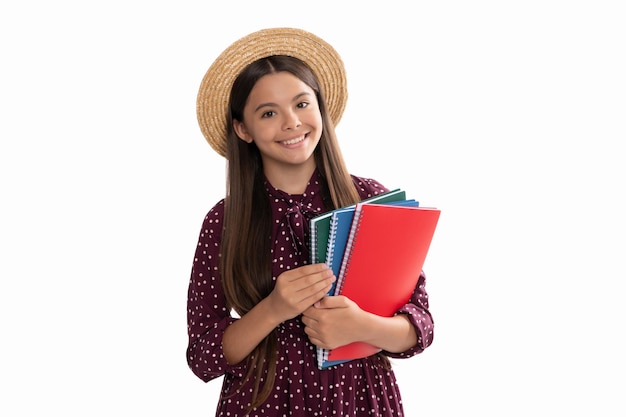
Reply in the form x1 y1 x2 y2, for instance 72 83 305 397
309 188 440 369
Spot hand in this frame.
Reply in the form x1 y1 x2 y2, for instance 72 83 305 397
266 263 335 323
301 295 368 350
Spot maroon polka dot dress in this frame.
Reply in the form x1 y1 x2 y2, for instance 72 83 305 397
187 170 434 416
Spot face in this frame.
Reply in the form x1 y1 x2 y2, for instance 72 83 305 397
233 71 323 174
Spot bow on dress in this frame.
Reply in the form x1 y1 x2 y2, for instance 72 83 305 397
266 182 320 254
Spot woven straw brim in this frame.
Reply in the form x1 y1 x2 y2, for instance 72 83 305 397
196 27 348 158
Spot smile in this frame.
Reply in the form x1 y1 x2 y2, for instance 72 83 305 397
281 135 306 145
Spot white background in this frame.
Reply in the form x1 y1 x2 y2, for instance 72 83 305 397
1 1 625 416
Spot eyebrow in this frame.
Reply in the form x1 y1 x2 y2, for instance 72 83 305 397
254 92 313 113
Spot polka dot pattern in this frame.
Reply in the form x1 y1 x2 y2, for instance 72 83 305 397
186 171 434 416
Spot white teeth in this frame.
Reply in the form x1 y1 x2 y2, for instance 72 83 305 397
282 136 304 145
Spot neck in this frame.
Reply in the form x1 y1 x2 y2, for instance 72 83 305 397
264 161 316 195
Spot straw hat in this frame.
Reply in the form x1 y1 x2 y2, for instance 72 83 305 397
196 27 348 157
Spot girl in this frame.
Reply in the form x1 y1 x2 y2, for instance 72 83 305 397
187 27 434 416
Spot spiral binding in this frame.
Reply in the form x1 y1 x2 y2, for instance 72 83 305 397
309 231 318 263
325 214 339 268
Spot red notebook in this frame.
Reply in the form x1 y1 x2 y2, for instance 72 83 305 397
324 203 440 364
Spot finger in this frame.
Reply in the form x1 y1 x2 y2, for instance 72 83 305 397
280 264 332 286
297 286 332 308
314 295 348 309
303 324 324 345
293 273 334 297
300 263 333 280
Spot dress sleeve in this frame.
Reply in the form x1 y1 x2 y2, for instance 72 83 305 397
186 200 246 382
384 270 435 358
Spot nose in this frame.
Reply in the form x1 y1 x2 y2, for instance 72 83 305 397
282 110 302 130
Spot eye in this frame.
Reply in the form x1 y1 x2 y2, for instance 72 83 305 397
261 110 276 118
296 101 309 109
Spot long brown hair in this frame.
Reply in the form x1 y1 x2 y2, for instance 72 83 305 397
219 55 361 410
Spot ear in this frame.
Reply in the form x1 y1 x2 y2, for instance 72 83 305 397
233 120 254 144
